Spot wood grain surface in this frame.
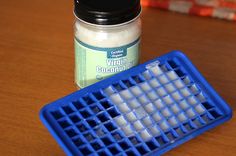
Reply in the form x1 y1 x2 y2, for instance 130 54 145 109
0 1 235 156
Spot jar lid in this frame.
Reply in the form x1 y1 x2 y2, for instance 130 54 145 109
74 0 141 25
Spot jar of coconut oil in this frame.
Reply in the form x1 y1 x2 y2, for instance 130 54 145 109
74 0 141 88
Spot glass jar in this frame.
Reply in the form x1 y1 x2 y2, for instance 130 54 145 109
74 0 142 88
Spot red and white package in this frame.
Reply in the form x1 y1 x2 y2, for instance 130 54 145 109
141 0 236 21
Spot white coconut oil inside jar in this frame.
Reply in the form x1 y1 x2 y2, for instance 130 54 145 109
74 0 142 88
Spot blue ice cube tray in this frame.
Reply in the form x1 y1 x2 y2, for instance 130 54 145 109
40 51 232 156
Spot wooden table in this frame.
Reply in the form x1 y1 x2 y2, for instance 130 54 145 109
0 1 235 156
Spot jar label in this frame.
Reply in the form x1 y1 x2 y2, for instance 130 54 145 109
75 38 140 88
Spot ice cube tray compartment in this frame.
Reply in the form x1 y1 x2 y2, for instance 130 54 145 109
40 51 232 156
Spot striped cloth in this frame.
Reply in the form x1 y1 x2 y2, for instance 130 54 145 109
141 0 236 21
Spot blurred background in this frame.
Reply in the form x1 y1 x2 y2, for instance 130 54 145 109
142 0 236 21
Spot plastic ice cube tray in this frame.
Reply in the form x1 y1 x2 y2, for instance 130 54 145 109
40 51 232 156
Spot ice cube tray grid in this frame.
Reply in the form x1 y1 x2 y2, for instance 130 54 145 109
40 51 232 156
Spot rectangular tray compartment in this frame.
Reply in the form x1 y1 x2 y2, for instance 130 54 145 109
40 51 232 156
